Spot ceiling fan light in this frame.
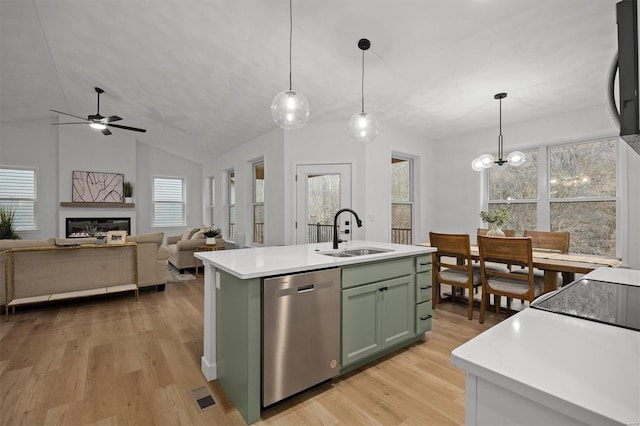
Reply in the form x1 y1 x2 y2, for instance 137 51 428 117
271 90 310 130
348 112 378 143
507 150 526 166
90 122 107 130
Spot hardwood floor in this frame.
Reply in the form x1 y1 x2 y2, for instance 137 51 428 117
0 276 509 425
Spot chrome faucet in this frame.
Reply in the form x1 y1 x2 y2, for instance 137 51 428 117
333 208 363 249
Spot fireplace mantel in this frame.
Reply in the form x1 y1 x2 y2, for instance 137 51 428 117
60 202 135 208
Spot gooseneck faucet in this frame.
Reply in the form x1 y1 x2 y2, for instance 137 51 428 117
333 208 363 249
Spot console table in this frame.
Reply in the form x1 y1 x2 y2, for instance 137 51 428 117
4 242 138 320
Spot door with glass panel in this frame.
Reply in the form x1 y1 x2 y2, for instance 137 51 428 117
295 164 351 244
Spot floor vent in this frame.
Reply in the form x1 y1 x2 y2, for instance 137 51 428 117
191 386 216 412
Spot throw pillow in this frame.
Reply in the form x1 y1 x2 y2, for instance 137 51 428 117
181 227 196 241
191 230 206 239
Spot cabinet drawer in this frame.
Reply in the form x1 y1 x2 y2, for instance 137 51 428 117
416 302 433 334
415 255 432 273
342 258 413 289
416 273 432 303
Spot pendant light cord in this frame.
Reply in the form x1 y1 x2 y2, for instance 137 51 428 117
288 0 293 91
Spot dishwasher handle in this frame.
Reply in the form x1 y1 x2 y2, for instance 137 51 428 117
297 284 315 293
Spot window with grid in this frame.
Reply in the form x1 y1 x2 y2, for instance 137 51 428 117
153 177 184 226
253 162 264 244
227 170 236 240
391 157 413 244
0 167 36 230
487 150 538 235
548 139 617 256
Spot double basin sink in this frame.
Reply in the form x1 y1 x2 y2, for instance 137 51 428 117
319 247 394 258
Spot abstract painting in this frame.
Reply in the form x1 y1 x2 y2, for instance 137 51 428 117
72 171 124 202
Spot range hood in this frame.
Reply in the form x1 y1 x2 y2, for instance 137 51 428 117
610 0 640 155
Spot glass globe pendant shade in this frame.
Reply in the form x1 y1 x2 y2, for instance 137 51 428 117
507 150 526 166
478 153 495 168
348 112 379 143
271 90 310 130
471 157 485 171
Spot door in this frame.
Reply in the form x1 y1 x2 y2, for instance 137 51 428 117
380 275 415 349
341 282 381 366
295 164 352 244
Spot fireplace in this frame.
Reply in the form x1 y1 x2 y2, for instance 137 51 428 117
66 217 131 238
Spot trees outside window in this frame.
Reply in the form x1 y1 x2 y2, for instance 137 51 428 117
227 170 235 240
253 162 264 244
391 157 413 244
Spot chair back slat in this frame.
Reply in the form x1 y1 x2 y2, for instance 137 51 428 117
523 230 570 253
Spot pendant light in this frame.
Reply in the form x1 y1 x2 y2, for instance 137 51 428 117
348 38 378 143
472 93 525 171
271 0 310 129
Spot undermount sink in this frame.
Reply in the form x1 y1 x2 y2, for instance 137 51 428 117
320 247 394 257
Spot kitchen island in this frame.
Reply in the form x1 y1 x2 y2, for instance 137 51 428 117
195 240 435 424
451 267 640 426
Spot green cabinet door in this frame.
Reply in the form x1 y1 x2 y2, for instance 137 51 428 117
380 275 415 349
342 275 415 367
342 282 381 366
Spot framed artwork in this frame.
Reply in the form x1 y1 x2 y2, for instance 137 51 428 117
72 171 124 202
106 230 127 245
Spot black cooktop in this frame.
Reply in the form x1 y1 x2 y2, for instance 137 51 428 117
531 278 640 332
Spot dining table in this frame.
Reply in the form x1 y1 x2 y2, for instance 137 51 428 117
417 242 623 294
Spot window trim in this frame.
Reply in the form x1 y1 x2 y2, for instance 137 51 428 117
252 160 265 245
226 169 236 241
390 155 414 245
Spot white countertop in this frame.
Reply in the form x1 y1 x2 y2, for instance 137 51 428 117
451 267 640 425
194 240 435 279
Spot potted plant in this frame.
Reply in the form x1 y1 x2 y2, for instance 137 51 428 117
85 225 105 244
0 206 20 240
203 227 221 245
479 207 508 237
123 181 134 203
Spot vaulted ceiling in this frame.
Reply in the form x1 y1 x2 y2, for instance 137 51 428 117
0 0 620 161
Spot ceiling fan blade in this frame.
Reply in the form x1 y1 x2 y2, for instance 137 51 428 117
106 123 147 133
105 115 122 122
102 128 112 136
51 122 88 125
50 109 89 121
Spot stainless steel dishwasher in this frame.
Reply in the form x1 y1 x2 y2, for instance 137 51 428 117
263 268 341 406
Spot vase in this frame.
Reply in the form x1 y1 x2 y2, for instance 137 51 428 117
206 237 216 245
487 223 505 237
125 197 133 203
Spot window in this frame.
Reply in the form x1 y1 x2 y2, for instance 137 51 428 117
227 170 236 240
153 177 184 226
210 177 215 225
485 139 618 256
0 167 36 230
487 150 538 234
253 162 264 244
391 157 413 244
549 139 617 256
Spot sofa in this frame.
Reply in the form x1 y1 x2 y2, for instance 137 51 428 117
0 232 169 307
167 226 225 273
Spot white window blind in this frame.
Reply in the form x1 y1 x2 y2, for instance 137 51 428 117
153 177 184 226
0 167 36 229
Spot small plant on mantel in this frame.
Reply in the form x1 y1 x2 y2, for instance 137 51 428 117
123 181 134 199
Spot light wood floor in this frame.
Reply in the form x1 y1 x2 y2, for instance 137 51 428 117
0 275 510 425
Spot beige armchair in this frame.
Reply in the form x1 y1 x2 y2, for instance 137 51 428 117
166 227 225 273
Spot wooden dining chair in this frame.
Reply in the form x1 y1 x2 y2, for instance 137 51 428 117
523 230 570 253
429 232 481 320
477 235 544 324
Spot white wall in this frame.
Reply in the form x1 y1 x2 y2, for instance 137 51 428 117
1 118 59 238
433 104 640 268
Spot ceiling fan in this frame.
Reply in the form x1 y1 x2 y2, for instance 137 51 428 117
50 87 147 135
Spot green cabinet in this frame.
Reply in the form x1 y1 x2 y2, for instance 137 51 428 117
342 272 415 367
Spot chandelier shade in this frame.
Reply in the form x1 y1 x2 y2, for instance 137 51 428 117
348 38 378 143
271 0 310 130
472 92 526 170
